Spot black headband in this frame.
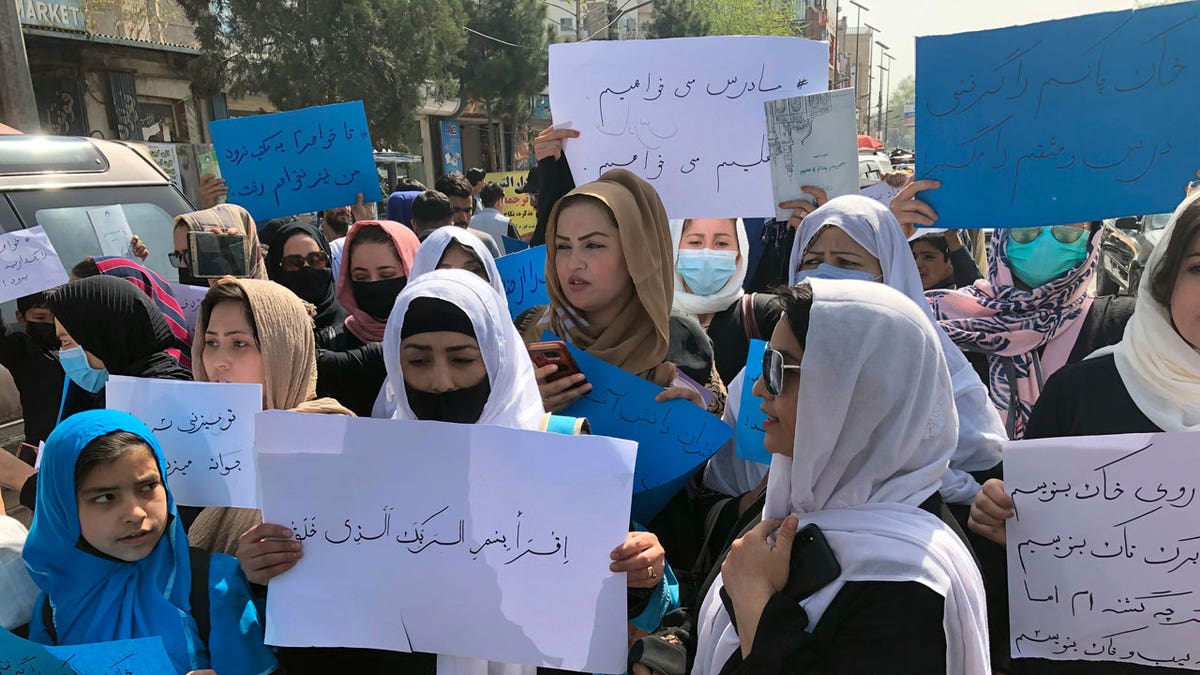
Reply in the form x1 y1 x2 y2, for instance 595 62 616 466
400 296 477 339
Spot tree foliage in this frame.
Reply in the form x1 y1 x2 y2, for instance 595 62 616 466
885 75 914 145
645 0 709 39
177 0 467 149
459 0 550 131
694 0 801 37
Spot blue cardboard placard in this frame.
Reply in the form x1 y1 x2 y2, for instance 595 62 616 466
501 235 529 255
545 333 734 522
45 636 176 674
496 246 548 318
915 2 1200 228
0 627 76 674
735 340 773 465
209 101 379 222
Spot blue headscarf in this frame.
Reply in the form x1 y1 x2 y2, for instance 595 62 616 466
386 190 422 227
23 409 275 674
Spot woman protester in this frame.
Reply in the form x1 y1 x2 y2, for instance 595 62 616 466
70 256 194 369
669 218 781 385
968 192 1200 675
22 409 276 674
633 280 989 675
706 196 1005 509
408 226 504 293
313 219 420 416
262 218 347 348
171 204 269 286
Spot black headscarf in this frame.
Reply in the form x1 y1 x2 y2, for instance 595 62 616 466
262 219 347 333
46 276 191 381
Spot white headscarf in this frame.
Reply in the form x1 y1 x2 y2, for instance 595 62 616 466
1090 191 1200 431
669 218 750 317
788 195 1005 505
692 278 990 675
0 515 38 630
409 226 505 297
379 269 544 430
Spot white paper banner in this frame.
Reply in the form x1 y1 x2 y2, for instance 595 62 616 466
0 226 69 304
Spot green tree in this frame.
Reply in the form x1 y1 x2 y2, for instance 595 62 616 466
694 0 801 37
884 75 914 146
645 0 709 38
177 0 466 150
459 0 550 170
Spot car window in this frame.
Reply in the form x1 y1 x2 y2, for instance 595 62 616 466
1145 213 1172 230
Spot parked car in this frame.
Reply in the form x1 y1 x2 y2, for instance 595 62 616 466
0 134 197 432
1096 212 1171 296
858 150 894 188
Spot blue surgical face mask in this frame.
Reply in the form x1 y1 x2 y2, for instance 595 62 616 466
1005 229 1089 288
59 345 109 393
677 248 738 296
793 262 880 284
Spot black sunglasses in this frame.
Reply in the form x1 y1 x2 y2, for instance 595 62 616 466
1009 226 1086 245
280 251 330 271
168 250 191 269
762 347 802 396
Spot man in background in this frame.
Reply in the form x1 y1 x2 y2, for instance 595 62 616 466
435 173 502 258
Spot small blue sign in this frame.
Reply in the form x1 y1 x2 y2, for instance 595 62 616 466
495 245 548 318
209 101 379 222
440 120 463 175
735 340 773 465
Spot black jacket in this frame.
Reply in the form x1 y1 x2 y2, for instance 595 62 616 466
0 324 64 445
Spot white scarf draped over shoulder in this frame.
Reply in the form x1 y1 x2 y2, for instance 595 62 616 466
1090 191 1200 431
669 218 749 317
692 278 990 675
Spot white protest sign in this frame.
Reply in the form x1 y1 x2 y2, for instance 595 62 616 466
0 226 69 304
256 411 635 673
549 36 830 219
105 376 263 508
169 283 208 332
860 179 902 207
1006 431 1200 669
766 88 858 221
85 205 134 257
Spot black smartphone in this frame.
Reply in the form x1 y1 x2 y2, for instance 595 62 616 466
721 523 841 630
16 442 38 468
189 231 249 278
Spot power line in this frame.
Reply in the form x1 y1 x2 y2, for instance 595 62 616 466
463 25 537 49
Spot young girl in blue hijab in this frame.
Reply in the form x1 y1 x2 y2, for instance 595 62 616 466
22 409 277 675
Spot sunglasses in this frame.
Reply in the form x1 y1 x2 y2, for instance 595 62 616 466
280 251 330 271
1009 226 1086 245
762 347 802 396
168 250 191 269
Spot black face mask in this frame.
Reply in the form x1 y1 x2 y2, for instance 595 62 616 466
25 320 59 351
352 277 407 321
405 378 491 424
177 266 200 287
279 267 334 305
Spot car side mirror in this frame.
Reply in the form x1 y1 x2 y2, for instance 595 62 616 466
1113 216 1138 231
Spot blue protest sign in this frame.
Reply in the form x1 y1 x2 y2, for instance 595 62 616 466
209 101 379 222
0 627 75 674
546 333 733 522
915 3 1200 228
501 235 530 255
496 245 548 318
45 636 176 674
735 340 773 465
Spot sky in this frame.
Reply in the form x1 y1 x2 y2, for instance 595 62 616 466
852 0 1152 94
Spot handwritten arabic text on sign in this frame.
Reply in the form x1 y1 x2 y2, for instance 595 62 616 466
256 411 633 673
916 3 1200 228
549 36 830 219
209 101 379 222
105 376 264 509
766 88 859 222
1005 431 1200 669
0 226 69 305
495 245 548 318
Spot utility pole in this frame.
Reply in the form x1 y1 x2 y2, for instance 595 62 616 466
875 40 889 140
882 51 894 144
847 1 868 132
863 22 878 137
0 0 39 131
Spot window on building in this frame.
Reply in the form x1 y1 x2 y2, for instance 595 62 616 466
560 17 574 32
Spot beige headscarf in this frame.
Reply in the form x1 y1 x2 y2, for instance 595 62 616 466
173 204 269 280
188 278 353 555
526 169 676 386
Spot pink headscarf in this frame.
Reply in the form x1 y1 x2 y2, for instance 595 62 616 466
927 228 1098 438
336 220 420 343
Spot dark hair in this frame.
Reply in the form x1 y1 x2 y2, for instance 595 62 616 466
75 430 155 491
465 168 486 186
909 235 950 260
17 291 51 315
1151 200 1200 307
554 194 616 228
71 257 101 279
480 182 505 209
435 173 473 199
198 281 260 347
412 190 454 224
772 283 813 350
395 177 427 192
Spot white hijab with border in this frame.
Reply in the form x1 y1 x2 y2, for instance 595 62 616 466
1090 191 1200 431
409 226 505 297
692 278 989 675
669 218 750 317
